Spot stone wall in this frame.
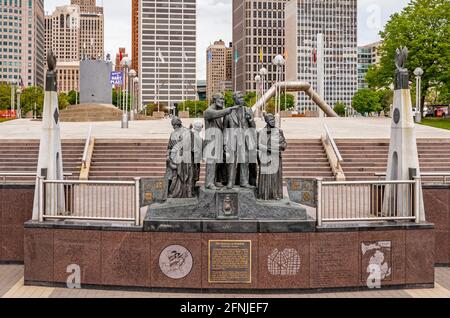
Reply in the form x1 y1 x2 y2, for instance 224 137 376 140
24 225 435 291
0 185 34 263
424 186 450 265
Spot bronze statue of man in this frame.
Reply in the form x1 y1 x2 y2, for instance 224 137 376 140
203 93 235 190
223 91 257 189
257 113 287 200
166 117 194 198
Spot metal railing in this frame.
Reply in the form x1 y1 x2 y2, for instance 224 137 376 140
82 125 93 169
37 177 141 226
0 172 73 184
316 178 421 226
323 124 343 164
375 172 450 184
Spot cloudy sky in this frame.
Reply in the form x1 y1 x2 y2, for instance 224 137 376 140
45 0 410 79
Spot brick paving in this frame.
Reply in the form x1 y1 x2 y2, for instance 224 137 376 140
1 265 449 298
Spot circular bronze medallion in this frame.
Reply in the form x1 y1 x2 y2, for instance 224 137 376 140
159 245 193 279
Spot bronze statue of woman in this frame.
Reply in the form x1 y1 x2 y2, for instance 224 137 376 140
166 117 194 198
257 113 287 200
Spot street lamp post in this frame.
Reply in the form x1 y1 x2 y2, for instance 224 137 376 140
259 67 268 114
134 77 140 114
129 69 137 121
254 74 261 118
120 58 132 128
16 88 22 119
272 55 285 128
414 67 424 123
10 80 16 117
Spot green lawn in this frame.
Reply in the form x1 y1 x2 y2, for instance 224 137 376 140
0 118 13 123
420 117 450 130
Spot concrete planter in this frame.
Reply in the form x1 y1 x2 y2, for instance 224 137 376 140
178 111 190 119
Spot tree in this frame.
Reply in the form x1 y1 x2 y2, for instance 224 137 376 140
0 83 12 110
377 89 394 116
223 90 234 108
333 102 346 117
67 90 79 105
244 92 257 107
279 93 295 111
178 100 208 117
352 89 382 115
58 92 70 110
20 86 44 117
365 0 450 113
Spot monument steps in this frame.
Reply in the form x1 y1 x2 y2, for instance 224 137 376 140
336 140 450 180
0 141 85 181
59 104 124 122
88 139 334 180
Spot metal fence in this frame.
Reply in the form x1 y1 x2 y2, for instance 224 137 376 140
0 172 73 184
317 178 421 226
37 177 141 226
375 172 450 185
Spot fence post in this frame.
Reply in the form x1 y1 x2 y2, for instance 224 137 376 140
38 176 45 222
134 178 141 226
414 177 421 224
317 179 323 227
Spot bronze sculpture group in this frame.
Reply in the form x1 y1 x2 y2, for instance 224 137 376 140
166 91 287 201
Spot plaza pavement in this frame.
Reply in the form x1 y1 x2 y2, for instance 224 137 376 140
1 264 450 298
1 117 450 140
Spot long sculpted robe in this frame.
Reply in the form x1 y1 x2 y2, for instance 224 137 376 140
257 127 287 200
166 127 194 198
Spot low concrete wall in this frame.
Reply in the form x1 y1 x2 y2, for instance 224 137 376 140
24 223 434 292
0 185 34 263
424 185 450 265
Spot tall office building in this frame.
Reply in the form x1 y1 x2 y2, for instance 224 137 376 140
132 0 139 73
285 0 358 113
358 41 381 89
0 0 45 87
206 40 233 102
233 0 289 93
45 1 105 93
140 0 197 109
71 0 104 60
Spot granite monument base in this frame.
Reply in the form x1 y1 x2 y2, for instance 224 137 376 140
144 187 309 232
23 220 435 292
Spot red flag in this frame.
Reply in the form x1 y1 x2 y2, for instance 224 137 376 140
119 51 123 61
312 49 317 64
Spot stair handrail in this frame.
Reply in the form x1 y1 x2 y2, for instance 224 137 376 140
82 125 93 169
323 124 343 164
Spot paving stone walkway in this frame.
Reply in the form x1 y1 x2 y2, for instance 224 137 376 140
1 265 449 298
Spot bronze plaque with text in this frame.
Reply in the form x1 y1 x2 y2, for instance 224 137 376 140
208 240 252 284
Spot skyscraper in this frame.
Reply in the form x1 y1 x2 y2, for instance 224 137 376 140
44 1 105 93
233 0 289 93
206 40 233 102
132 0 139 73
140 0 197 109
358 41 381 89
285 0 358 113
0 0 45 87
71 0 104 60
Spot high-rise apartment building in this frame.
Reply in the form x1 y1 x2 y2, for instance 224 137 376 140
285 0 358 113
206 40 233 102
0 0 45 87
132 0 139 73
140 0 197 108
358 41 381 89
233 0 289 93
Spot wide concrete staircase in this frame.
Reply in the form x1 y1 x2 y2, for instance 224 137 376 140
89 139 334 181
336 139 450 181
60 104 124 122
284 140 334 180
0 141 85 182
